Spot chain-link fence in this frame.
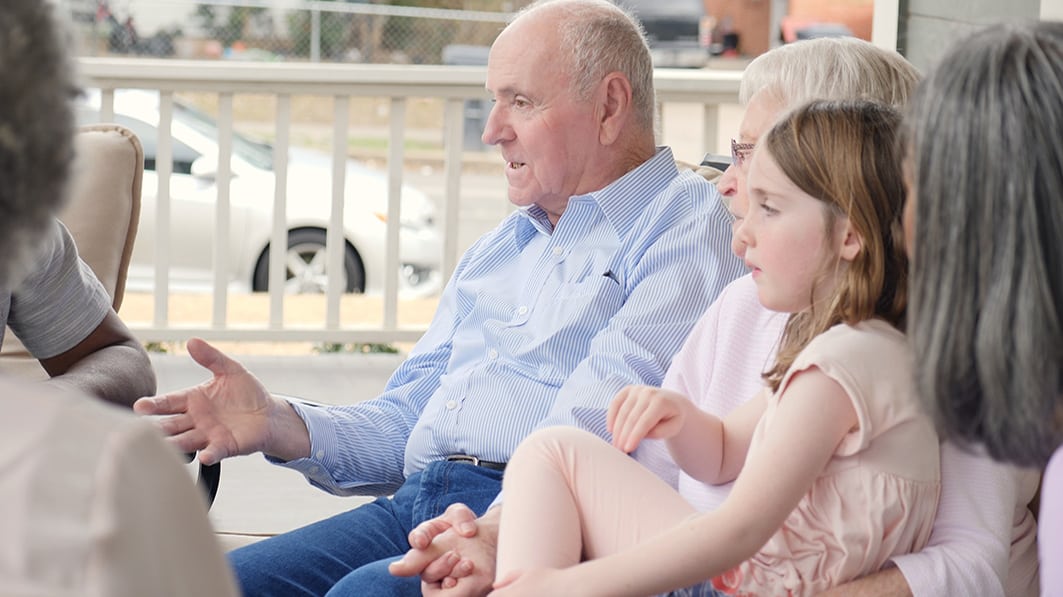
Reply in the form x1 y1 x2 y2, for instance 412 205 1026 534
59 0 520 64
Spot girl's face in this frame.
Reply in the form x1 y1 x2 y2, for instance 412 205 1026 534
735 147 859 313
716 90 786 260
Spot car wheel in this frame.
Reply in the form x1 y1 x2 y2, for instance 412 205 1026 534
252 228 366 294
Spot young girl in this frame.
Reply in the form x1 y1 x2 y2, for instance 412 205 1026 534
489 100 940 597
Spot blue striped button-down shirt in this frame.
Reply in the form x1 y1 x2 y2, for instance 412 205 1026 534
284 147 745 495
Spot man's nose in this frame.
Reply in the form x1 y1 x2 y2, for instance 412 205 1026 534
481 103 506 146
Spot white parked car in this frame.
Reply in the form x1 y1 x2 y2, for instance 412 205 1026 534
76 90 442 295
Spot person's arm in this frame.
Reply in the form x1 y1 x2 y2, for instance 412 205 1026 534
270 243 478 495
9 220 153 406
40 309 155 407
493 368 857 596
822 443 1032 597
816 567 912 596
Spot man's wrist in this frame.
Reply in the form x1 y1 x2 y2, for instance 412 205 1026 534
263 396 312 461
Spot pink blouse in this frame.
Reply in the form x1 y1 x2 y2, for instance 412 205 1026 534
714 320 941 596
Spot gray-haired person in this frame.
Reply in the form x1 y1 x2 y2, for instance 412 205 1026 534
904 21 1063 597
0 3 237 595
0 5 155 408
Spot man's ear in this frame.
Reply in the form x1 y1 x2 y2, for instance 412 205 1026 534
597 72 632 146
838 218 864 262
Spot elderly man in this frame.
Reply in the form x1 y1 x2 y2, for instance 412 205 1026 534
135 0 744 595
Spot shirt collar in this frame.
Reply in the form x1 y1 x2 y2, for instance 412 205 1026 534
513 146 678 241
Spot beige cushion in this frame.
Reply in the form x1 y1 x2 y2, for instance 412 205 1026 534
61 123 144 311
1 124 143 363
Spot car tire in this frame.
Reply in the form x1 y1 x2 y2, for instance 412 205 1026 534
252 228 366 294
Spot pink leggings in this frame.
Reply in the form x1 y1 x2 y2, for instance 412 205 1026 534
496 426 697 579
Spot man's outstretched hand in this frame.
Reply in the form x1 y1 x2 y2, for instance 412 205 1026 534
133 337 310 464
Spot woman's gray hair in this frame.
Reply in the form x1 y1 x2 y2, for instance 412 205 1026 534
517 0 656 134
906 21 1063 467
0 1 77 289
740 36 919 109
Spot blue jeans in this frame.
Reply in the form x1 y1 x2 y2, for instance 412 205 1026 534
230 460 505 597
666 586 727 597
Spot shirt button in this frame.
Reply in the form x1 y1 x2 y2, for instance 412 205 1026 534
446 400 457 410
315 450 325 460
552 247 564 257
488 348 499 359
517 305 528 315
310 466 320 474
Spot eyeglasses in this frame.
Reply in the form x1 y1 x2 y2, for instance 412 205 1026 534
731 138 756 167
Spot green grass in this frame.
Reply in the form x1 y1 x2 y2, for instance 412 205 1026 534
313 342 400 354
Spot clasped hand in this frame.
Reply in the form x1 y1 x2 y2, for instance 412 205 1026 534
389 385 692 595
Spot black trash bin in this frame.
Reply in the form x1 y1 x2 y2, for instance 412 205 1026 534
442 44 492 151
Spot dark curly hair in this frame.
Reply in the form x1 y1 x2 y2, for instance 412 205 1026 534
0 1 77 289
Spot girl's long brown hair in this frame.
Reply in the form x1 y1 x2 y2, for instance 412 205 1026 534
762 100 908 392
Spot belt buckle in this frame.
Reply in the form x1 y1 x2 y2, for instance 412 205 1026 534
447 454 480 466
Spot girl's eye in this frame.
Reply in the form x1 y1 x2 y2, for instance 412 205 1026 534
760 203 779 216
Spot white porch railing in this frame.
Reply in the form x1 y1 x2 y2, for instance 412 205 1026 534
78 58 742 345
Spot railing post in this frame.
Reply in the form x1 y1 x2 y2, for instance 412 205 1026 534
213 93 234 329
311 8 321 62
269 94 292 327
326 95 349 330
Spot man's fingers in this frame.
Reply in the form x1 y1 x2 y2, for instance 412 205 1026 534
154 413 195 436
187 337 247 377
133 392 188 416
388 549 451 578
420 551 471 583
409 518 454 549
168 428 211 459
197 444 225 466
441 503 478 537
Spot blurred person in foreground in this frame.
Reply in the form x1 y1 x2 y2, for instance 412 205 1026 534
0 6 155 408
903 21 1063 596
398 36 1040 597
0 2 237 596
133 0 746 594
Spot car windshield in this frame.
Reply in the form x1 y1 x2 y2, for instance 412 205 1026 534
174 101 275 171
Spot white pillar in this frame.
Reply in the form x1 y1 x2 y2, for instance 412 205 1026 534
1041 0 1063 19
871 0 900 51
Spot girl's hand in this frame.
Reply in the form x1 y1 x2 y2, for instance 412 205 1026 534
490 568 577 596
607 385 691 453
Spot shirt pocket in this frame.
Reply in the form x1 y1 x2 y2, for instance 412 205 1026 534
540 275 625 343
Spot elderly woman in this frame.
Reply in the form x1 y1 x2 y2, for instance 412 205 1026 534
903 21 1063 596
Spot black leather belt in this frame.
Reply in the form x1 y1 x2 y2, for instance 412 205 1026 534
445 454 507 471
